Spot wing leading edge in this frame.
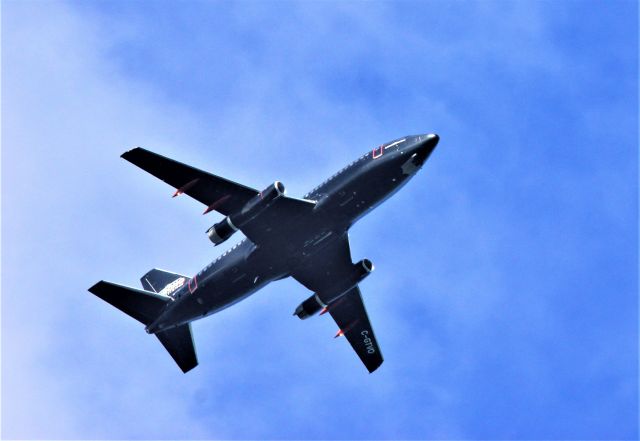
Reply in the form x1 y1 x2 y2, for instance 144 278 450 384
291 234 384 373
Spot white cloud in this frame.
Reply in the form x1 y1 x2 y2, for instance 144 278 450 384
3 3 216 438
3 1 636 439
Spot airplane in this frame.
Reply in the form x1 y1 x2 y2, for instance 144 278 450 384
89 133 440 373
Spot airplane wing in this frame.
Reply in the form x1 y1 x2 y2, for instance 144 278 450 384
290 235 384 373
328 286 383 373
121 147 259 216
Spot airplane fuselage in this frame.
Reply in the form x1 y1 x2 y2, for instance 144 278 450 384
146 134 439 334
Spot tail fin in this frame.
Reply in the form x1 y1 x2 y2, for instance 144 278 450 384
156 324 198 373
89 281 169 326
141 268 188 294
89 280 199 373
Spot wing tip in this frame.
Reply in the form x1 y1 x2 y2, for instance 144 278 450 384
367 358 384 374
180 361 199 374
88 280 106 295
121 146 144 160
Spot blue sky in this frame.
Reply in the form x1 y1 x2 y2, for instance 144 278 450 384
2 1 637 439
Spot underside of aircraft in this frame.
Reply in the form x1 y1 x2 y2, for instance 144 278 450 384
89 134 439 373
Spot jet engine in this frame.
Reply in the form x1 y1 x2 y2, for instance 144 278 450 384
206 216 238 245
206 181 285 246
237 180 285 223
293 258 374 319
293 294 325 320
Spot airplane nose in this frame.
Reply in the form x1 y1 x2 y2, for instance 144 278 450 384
419 133 439 149
412 133 439 164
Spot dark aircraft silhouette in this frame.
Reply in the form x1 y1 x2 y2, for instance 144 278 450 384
89 134 439 373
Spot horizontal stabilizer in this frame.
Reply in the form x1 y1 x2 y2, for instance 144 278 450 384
88 281 169 326
156 324 198 373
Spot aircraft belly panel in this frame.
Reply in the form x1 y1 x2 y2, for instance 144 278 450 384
164 252 280 327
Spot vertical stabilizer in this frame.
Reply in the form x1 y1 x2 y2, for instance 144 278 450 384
141 268 188 294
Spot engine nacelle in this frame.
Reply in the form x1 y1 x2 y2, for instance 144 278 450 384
234 181 285 226
293 258 374 319
320 258 374 304
206 216 238 245
293 294 326 320
206 181 285 246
